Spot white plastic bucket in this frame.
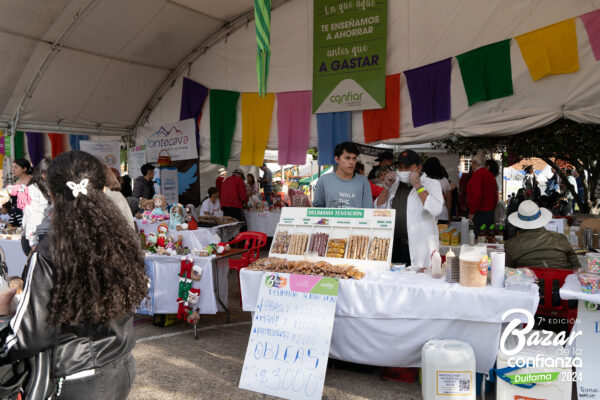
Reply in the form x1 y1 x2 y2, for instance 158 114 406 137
422 339 476 400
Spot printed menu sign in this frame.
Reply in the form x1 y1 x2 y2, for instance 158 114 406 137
239 273 339 400
313 0 388 113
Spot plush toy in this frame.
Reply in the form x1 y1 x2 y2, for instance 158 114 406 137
139 229 147 250
7 185 31 210
169 203 186 230
156 223 169 248
180 256 194 278
150 194 169 222
184 204 198 231
146 232 158 252
186 288 200 304
166 235 174 250
139 198 155 223
174 235 184 253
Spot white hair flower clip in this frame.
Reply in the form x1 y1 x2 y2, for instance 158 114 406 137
66 179 89 198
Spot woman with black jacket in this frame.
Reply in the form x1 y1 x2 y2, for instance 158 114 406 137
0 151 148 399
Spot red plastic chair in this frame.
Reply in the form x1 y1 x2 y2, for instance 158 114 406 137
225 231 267 306
524 267 578 333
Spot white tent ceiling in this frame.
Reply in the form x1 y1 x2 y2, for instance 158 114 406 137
2 0 600 148
0 0 279 136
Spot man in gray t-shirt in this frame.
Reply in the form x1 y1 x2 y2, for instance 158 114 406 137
313 142 372 208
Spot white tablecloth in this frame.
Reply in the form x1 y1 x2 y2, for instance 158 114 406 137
0 238 27 277
143 254 228 315
240 269 539 373
560 273 600 304
244 211 281 237
135 219 220 250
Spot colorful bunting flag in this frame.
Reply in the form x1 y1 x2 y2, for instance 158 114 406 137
456 39 513 106
404 58 452 128
240 92 275 166
14 131 24 159
276 91 312 165
362 74 401 143
180 77 209 150
254 0 271 97
316 112 351 166
515 18 579 81
581 9 600 61
69 135 89 151
48 133 65 158
25 132 44 167
209 90 240 167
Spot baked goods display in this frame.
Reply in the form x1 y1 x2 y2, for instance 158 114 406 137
288 234 309 255
368 237 391 261
272 231 291 254
325 238 347 258
247 257 366 280
308 232 329 257
347 235 369 259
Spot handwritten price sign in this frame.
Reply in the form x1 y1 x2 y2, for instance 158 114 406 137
239 273 339 400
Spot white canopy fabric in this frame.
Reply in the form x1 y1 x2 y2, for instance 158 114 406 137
2 0 600 153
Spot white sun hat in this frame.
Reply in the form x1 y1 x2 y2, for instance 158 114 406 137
508 200 553 230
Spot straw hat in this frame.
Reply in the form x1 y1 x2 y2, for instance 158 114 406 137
508 200 552 230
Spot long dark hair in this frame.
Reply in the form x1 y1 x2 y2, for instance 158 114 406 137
13 158 33 175
47 151 147 326
422 157 448 180
29 159 52 200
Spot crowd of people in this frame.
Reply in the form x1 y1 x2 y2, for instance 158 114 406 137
311 143 580 270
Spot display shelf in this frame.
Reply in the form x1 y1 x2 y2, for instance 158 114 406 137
268 207 396 272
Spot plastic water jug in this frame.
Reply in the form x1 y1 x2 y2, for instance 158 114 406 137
422 340 476 400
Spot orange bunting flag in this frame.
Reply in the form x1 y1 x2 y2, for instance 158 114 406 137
515 18 579 81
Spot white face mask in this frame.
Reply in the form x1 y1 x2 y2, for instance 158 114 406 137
397 171 411 183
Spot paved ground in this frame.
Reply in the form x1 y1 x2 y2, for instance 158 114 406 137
129 270 425 400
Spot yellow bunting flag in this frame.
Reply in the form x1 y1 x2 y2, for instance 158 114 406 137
240 92 275 166
515 18 579 81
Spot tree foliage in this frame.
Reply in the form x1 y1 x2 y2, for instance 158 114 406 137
433 119 600 212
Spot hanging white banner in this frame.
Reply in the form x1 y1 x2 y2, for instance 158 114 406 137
139 119 197 162
79 140 121 169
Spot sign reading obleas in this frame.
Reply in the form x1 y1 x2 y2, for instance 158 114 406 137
239 273 339 400
313 0 388 113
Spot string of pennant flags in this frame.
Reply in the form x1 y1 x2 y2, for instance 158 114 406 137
183 9 599 167
5 10 600 169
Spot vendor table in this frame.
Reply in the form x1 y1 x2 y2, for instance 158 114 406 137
244 210 280 237
0 238 27 277
142 253 228 317
134 219 241 248
240 269 539 373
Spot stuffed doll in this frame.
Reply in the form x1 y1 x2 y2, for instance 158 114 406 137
169 203 186 230
174 235 184 253
156 223 168 248
7 184 31 210
191 264 203 281
146 232 158 253
139 198 155 223
166 234 174 250
187 308 200 325
150 194 169 222
184 204 198 231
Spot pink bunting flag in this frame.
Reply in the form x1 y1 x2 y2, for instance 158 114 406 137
581 9 600 61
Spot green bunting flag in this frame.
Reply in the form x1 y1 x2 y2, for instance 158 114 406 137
254 0 271 97
456 39 513 106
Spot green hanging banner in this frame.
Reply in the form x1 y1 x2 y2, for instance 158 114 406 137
254 0 271 97
313 0 388 113
14 131 24 159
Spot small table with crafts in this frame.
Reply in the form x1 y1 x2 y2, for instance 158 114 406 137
559 268 600 398
135 218 242 249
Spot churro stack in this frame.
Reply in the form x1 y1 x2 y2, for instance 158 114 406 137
368 237 390 261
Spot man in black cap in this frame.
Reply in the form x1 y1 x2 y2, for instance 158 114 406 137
368 150 394 180
376 149 443 267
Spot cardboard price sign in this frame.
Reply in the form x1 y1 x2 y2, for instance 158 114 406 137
239 273 339 400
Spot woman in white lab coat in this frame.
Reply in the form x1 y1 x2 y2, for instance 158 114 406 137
376 150 443 268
